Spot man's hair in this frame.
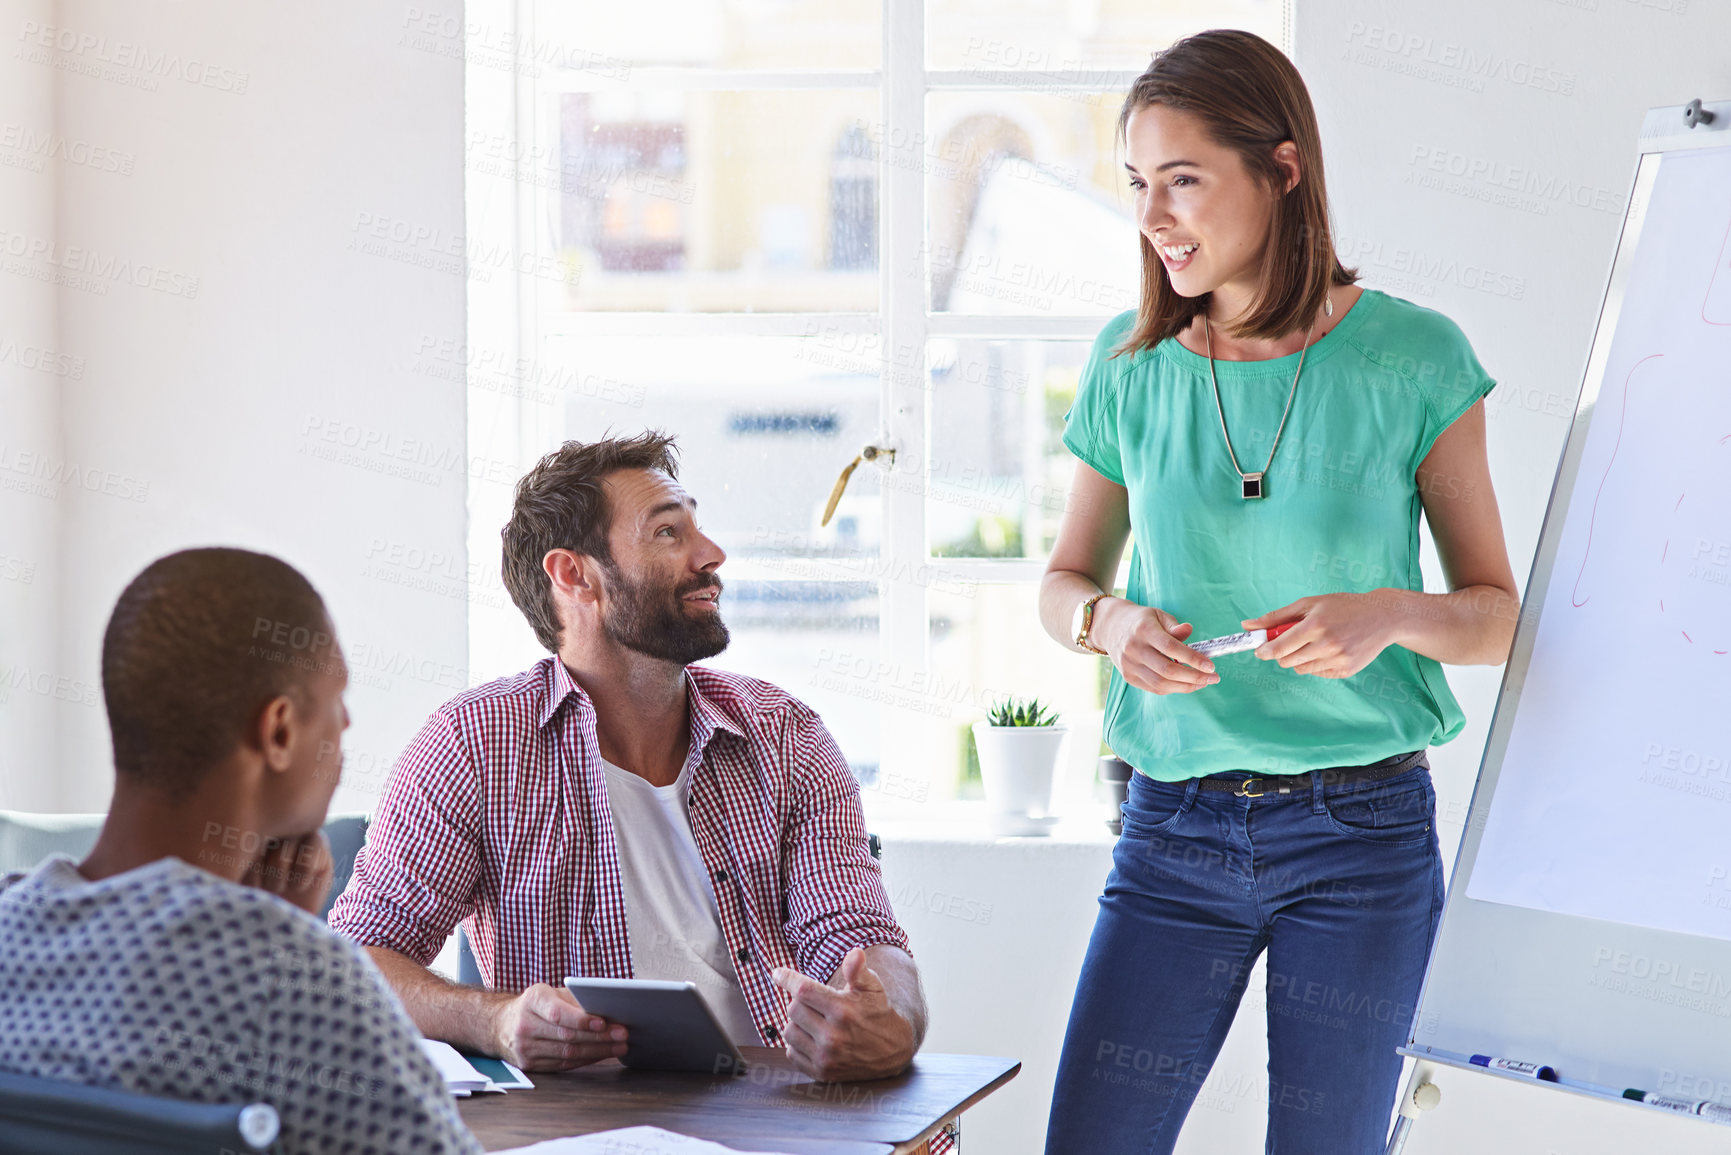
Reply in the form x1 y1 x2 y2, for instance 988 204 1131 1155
500 431 681 653
101 548 332 799
1114 29 1357 354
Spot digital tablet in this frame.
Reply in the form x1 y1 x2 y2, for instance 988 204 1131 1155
563 977 748 1074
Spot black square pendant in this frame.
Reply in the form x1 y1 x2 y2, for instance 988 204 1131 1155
1241 473 1265 500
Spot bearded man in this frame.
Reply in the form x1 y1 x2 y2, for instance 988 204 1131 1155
329 432 928 1085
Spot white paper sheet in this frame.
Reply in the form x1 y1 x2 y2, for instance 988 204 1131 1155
418 1038 497 1094
495 1127 798 1155
1465 145 1731 943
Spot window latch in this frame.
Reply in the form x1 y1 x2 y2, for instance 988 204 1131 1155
821 443 895 527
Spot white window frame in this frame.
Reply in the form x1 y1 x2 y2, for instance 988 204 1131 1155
468 0 1289 799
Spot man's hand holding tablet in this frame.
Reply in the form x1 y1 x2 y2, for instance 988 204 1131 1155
773 947 920 1082
490 984 629 1071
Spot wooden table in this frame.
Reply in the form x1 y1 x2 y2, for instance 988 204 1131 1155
457 1046 1020 1154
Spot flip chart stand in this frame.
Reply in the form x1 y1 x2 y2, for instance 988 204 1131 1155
1381 92 1731 1155
1383 1060 1441 1155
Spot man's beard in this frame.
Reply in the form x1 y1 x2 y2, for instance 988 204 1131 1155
600 563 730 666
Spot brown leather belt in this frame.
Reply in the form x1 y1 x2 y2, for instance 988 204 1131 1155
1192 750 1428 797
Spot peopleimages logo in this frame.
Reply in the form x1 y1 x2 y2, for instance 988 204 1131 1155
1335 234 1527 300
15 21 250 94
0 123 135 175
0 664 100 708
0 444 150 503
1341 21 1577 95
0 229 200 299
0 336 84 379
1407 145 1624 216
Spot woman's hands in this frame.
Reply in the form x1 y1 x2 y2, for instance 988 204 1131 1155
1242 593 1402 678
1092 598 1220 695
1094 591 1404 690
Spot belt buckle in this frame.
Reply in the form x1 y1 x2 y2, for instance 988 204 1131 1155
1235 777 1265 798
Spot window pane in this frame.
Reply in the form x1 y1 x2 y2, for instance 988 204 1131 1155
926 0 1284 71
535 1 880 71
721 581 882 782
923 339 1088 559
557 90 880 312
917 583 1109 807
557 334 881 560
925 93 1141 315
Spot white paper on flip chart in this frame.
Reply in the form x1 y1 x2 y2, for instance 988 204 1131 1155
495 1127 800 1155
1465 145 1731 944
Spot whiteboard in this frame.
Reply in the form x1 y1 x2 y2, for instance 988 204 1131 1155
1410 101 1731 1116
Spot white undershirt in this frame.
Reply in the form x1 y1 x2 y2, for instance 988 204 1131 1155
599 757 761 1045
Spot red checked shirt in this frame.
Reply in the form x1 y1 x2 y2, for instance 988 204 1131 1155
328 657 912 1048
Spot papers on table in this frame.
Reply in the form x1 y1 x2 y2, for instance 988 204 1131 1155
418 1038 533 1097
495 1129 798 1155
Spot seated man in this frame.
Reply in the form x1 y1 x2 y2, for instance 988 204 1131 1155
0 548 478 1155
331 432 929 1083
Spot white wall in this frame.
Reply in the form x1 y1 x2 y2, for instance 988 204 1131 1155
0 0 62 812
895 3 1731 1153
0 1 468 814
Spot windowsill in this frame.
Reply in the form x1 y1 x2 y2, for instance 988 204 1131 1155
867 800 1119 846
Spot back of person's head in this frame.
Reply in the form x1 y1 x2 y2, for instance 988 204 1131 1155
1116 28 1356 351
500 430 681 652
102 547 333 800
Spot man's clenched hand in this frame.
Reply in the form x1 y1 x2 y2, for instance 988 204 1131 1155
773 948 918 1082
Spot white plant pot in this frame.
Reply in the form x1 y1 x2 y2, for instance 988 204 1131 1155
973 722 1069 824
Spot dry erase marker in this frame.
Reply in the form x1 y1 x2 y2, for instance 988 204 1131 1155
1623 1089 1731 1125
1470 1055 1559 1082
1190 622 1295 658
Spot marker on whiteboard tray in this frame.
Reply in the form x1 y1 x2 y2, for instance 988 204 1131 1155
1190 622 1295 658
1623 1089 1731 1125
1470 1055 1559 1082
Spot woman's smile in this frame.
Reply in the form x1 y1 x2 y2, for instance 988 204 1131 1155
1156 240 1200 273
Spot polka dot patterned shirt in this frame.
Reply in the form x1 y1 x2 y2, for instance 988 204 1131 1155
0 854 481 1155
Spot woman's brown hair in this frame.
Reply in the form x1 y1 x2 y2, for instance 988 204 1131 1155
1115 29 1356 357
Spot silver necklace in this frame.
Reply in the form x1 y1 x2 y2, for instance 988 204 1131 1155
1203 310 1318 500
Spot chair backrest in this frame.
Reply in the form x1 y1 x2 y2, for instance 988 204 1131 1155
0 812 103 876
318 813 368 923
0 1068 278 1154
0 811 369 918
456 923 484 986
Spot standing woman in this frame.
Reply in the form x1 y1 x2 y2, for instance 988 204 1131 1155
1040 30 1519 1155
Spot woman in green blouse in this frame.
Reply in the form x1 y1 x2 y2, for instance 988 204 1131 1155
1040 30 1520 1154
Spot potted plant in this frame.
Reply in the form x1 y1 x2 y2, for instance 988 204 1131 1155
972 697 1068 836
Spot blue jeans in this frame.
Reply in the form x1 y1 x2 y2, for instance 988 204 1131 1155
1045 758 1444 1154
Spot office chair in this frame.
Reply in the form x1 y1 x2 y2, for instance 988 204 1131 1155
0 1068 278 1154
318 813 368 921
0 811 368 925
0 812 101 873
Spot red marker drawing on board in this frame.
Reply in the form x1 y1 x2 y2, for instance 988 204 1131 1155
1190 622 1296 658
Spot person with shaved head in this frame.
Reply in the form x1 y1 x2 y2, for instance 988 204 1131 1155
0 548 480 1155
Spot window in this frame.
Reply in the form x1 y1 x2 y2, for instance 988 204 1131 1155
467 0 1287 816
829 125 879 271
